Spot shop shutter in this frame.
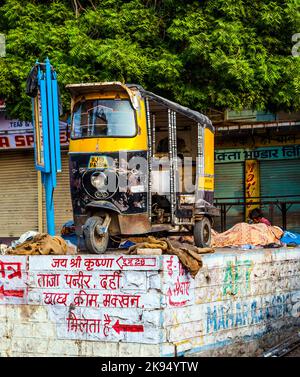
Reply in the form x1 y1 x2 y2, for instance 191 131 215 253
260 159 300 232
0 150 38 237
42 151 73 234
214 162 244 231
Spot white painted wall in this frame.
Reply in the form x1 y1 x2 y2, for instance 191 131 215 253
0 249 300 356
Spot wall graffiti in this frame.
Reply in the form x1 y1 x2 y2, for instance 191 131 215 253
0 256 27 304
163 255 194 307
222 260 253 297
206 292 298 334
27 255 165 342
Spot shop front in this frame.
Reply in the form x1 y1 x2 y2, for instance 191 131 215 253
0 114 72 238
214 126 300 232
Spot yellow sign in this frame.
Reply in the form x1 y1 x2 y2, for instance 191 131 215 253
198 176 214 191
245 160 260 220
88 156 108 169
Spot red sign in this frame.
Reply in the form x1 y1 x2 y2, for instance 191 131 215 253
0 114 70 150
112 320 144 334
0 130 69 150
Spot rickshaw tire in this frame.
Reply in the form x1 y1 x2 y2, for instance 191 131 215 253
83 216 109 254
194 217 211 248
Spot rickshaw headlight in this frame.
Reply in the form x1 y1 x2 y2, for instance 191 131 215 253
91 172 107 190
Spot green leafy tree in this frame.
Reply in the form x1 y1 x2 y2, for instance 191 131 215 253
0 0 299 120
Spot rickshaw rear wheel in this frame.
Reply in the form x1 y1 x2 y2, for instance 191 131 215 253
194 217 211 248
83 216 109 254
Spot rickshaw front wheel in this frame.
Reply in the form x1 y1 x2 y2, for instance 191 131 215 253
194 217 211 248
83 216 109 254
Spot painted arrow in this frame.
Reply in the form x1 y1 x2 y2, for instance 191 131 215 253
116 256 157 270
112 320 144 334
0 285 24 298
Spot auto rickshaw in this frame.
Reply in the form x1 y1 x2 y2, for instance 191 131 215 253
66 82 219 253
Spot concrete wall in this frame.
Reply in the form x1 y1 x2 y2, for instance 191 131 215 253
0 249 300 357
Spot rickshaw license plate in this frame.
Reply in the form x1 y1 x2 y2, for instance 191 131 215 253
88 156 108 169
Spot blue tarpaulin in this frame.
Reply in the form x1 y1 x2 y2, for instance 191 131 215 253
280 231 300 245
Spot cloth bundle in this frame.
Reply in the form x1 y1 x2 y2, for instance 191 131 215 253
6 233 69 255
127 236 214 278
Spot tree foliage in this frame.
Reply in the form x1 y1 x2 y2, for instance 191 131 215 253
0 0 299 119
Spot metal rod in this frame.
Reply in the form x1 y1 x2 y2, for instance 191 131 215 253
152 114 156 157
145 97 152 220
172 111 178 215
168 109 175 224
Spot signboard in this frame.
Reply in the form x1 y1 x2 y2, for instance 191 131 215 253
0 114 69 150
215 145 300 163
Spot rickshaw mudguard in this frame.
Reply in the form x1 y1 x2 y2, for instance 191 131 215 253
85 201 121 214
118 213 151 235
194 205 220 217
84 201 151 235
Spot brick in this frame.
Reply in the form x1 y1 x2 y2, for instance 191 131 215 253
46 339 80 355
11 337 49 354
147 271 161 290
118 342 160 357
167 321 204 343
92 341 119 357
0 337 12 352
31 322 56 338
12 323 34 338
0 306 7 318
26 305 50 323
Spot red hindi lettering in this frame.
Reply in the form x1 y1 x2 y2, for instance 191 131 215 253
99 271 121 290
73 290 99 307
51 258 68 268
43 292 68 306
65 271 91 289
37 274 60 288
70 256 82 269
103 314 111 337
166 256 174 277
0 261 22 280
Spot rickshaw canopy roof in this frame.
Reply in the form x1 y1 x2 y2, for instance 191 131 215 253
127 84 213 129
66 81 213 130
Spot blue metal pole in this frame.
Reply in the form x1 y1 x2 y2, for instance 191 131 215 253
28 58 60 236
45 58 57 188
44 58 57 235
43 172 56 236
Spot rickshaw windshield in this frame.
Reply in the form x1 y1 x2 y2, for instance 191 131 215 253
71 99 136 138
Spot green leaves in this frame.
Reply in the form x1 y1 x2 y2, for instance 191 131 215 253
0 0 299 119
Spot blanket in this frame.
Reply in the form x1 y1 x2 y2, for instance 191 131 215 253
211 223 283 248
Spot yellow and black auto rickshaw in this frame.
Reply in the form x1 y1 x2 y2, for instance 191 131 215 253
66 82 219 253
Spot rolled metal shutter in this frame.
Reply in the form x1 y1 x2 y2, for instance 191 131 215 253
214 162 244 231
260 159 300 232
0 150 38 237
43 151 73 234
